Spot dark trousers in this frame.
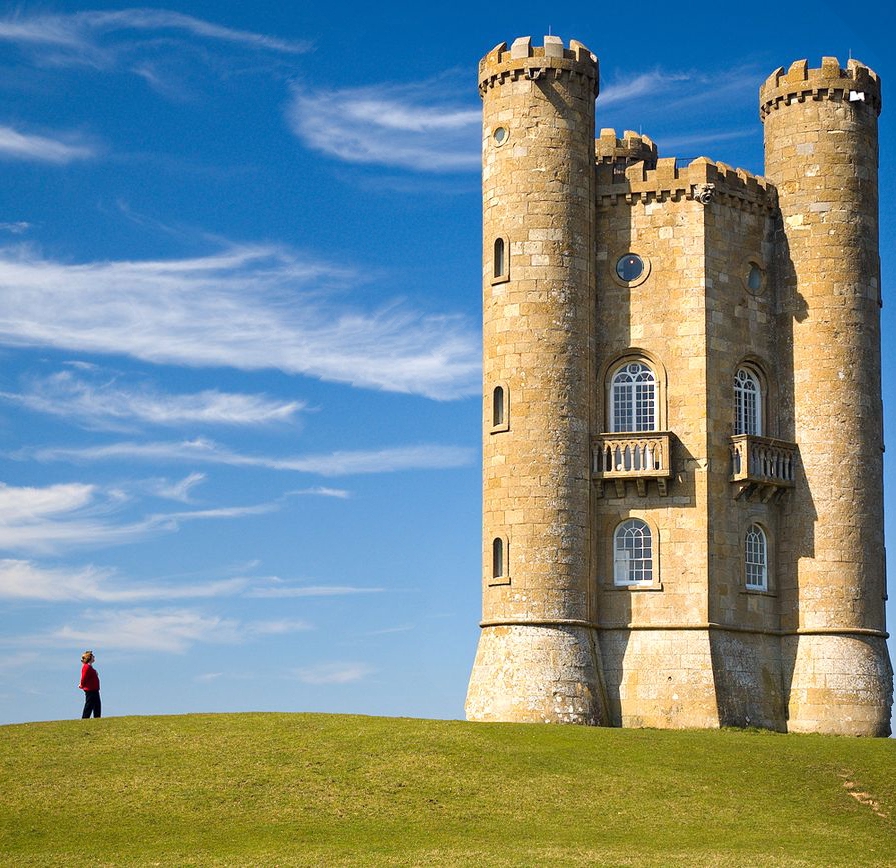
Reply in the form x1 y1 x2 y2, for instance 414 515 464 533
82 690 101 719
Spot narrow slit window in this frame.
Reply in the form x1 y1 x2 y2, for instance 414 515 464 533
493 386 505 427
492 537 505 579
493 237 506 280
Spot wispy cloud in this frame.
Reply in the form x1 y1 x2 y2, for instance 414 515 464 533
1 370 305 429
27 438 476 476
292 662 374 684
0 124 96 163
0 221 32 234
290 487 350 499
599 70 695 108
0 8 311 63
35 606 312 652
0 480 281 555
247 580 384 599
147 472 207 503
0 243 479 399
597 63 763 160
0 558 246 602
287 77 480 172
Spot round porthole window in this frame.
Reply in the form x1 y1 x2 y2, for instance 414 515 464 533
616 253 645 283
493 126 509 146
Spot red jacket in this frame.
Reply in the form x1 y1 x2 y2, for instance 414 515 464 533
79 663 100 692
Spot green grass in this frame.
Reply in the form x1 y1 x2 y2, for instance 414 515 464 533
2 713 894 866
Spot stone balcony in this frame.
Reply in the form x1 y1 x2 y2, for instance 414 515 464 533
730 434 797 501
592 432 673 497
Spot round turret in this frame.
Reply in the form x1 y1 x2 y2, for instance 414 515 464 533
762 57 892 736
466 36 607 725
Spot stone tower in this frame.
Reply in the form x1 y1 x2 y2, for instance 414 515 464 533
465 37 607 724
761 60 892 734
466 36 893 736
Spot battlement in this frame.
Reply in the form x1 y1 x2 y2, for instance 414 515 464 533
595 129 658 169
479 36 599 98
760 57 881 119
596 156 776 213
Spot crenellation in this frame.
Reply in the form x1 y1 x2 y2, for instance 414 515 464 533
760 56 881 118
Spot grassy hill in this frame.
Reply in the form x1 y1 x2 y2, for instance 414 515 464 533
1 713 894 866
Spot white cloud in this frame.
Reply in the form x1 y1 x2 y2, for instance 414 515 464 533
0 481 96 522
0 243 479 399
293 662 374 684
0 221 32 234
36 607 312 652
287 78 480 172
0 8 310 61
658 129 755 152
289 487 350 499
53 608 240 651
248 582 384 599
2 370 305 428
29 438 476 476
148 472 207 503
0 480 283 555
0 125 96 163
0 558 246 602
599 70 694 108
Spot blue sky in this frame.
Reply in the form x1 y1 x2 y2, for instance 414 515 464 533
1 1 893 725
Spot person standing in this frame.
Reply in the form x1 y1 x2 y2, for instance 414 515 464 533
78 651 101 719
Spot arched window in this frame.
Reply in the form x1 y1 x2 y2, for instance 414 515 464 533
492 537 505 580
745 523 768 590
734 367 762 436
493 237 506 280
610 362 657 433
492 386 505 427
613 518 653 585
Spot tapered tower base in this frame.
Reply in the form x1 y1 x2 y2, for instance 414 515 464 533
784 635 893 736
465 624 607 724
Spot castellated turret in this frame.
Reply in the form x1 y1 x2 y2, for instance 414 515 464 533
761 59 893 735
465 36 608 724
466 36 893 735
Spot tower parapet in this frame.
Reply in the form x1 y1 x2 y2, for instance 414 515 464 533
478 36 598 98
760 57 881 119
596 155 776 214
595 129 658 170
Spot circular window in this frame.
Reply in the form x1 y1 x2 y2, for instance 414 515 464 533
493 126 509 146
746 262 764 295
616 253 645 283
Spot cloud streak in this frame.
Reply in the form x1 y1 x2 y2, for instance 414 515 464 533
0 559 246 603
37 607 312 652
0 125 96 163
0 480 281 555
287 77 480 172
292 662 374 685
27 438 476 477
0 8 311 62
0 243 479 399
2 370 305 428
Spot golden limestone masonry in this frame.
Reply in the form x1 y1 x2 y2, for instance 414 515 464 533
465 36 894 736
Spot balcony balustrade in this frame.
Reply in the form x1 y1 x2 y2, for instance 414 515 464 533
592 432 672 497
730 434 797 501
